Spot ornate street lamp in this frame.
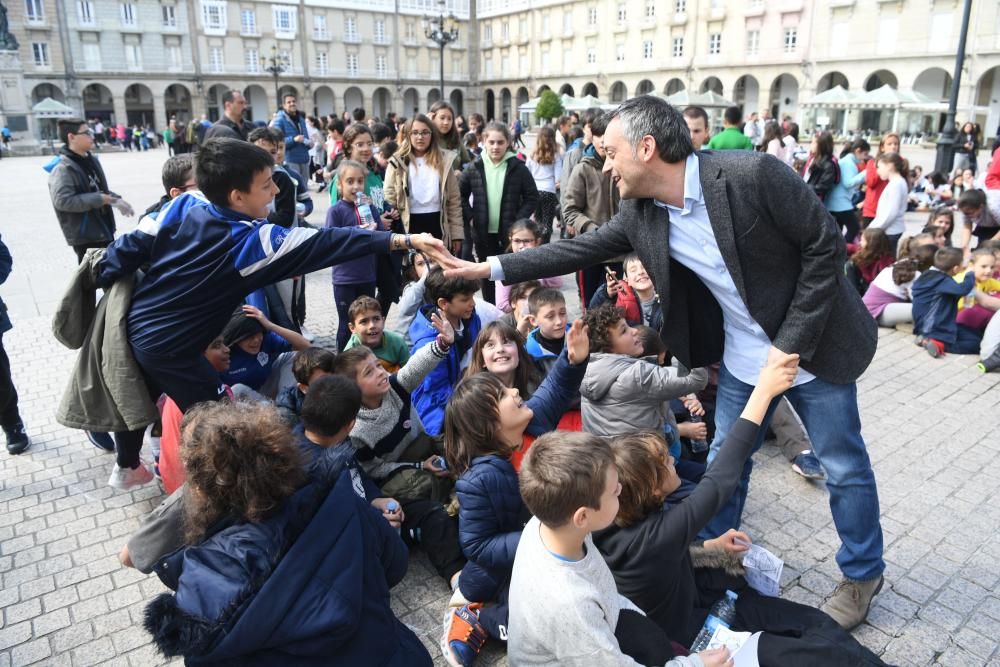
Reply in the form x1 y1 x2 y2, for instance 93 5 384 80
935 0 974 174
261 45 290 113
423 0 458 104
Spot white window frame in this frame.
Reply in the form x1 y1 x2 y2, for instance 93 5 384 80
562 9 572 34
201 1 227 34
484 53 493 78
280 48 293 70
374 18 387 44
208 46 224 73
616 3 626 23
25 0 45 23
587 6 597 26
161 5 177 27
501 20 509 41
615 43 624 62
240 9 257 35
483 24 492 43
315 51 328 75
783 27 797 53
708 32 721 55
586 48 596 65
344 16 358 42
272 6 296 37
675 0 686 14
82 42 101 70
246 47 260 73
645 0 655 18
746 29 759 56
642 40 653 60
376 54 388 78
120 3 136 27
541 13 549 38
346 52 359 76
562 47 572 72
313 14 328 39
77 1 95 25
31 42 50 67
124 43 142 70
168 44 183 70
672 36 683 57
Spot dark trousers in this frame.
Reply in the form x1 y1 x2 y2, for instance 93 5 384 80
334 282 376 352
944 324 983 354
73 242 110 264
534 192 559 244
473 233 503 304
615 609 678 666
0 334 22 431
830 209 860 245
409 211 442 239
401 498 465 582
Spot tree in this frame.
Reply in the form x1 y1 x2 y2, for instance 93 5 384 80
534 90 564 124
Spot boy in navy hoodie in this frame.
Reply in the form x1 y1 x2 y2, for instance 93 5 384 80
95 137 443 488
912 247 979 357
409 267 482 435
524 287 569 375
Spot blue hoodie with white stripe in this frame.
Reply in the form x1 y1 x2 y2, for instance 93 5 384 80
97 192 392 357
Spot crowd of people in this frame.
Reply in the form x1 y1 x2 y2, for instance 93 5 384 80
1 90 997 666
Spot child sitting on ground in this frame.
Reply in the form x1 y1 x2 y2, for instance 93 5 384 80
142 400 431 666
580 304 708 438
524 287 569 375
912 247 981 357
589 253 662 330
494 219 562 313
862 244 937 327
954 247 1000 332
344 295 409 372
508 431 728 667
221 304 310 400
334 310 465 586
409 268 484 435
326 160 380 352
846 228 895 295
440 321 590 666
275 346 336 426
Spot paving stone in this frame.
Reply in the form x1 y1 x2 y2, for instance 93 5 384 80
0 622 32 651
51 623 94 654
10 637 51 665
32 609 71 637
3 597 42 625
71 637 115 667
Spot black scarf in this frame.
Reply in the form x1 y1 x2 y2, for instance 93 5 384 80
60 146 108 194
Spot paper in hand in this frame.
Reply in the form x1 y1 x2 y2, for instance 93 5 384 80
740 541 784 598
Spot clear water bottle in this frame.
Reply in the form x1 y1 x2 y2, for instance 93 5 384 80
356 192 377 229
690 590 738 652
688 414 709 454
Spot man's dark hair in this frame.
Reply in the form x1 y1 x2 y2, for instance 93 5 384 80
371 122 394 144
582 107 602 127
958 188 986 212
683 106 709 126
292 347 336 385
590 112 611 138
382 140 399 157
57 118 87 145
612 96 693 163
222 90 242 106
327 119 345 136
161 154 195 193
352 107 366 122
932 247 964 273
248 126 282 146
424 267 478 305
282 93 297 104
582 304 626 353
723 106 742 126
300 375 361 438
195 138 274 208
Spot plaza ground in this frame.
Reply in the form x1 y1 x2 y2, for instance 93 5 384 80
0 147 999 666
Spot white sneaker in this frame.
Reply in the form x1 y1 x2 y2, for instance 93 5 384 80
108 462 154 490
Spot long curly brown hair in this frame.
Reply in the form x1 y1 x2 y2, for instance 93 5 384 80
180 402 305 544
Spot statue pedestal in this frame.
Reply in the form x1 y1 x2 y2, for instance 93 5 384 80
0 49 39 153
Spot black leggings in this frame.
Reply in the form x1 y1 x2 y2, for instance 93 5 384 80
830 209 860 245
408 211 442 239
534 192 560 243
0 334 22 431
473 233 503 304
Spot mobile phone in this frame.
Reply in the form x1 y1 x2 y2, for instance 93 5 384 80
605 267 617 280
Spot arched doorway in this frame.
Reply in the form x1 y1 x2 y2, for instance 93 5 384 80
313 85 335 117
206 84 230 122
816 71 849 93
344 86 364 115
243 85 269 123
635 80 654 96
515 86 529 110
500 88 512 123
82 83 114 123
485 89 496 121
372 87 392 119
31 83 65 104
450 89 464 115
403 87 420 116
976 67 1000 143
610 81 627 103
125 83 155 127
664 78 685 95
559 83 575 97
732 75 759 115
537 84 551 96
699 77 723 95
863 70 897 92
768 74 798 119
581 82 598 97
913 67 953 133
428 88 441 107
164 84 192 124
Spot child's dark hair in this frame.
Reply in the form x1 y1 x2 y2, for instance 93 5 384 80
926 206 955 232
463 131 478 147
371 122 394 144
248 126 282 146
932 247 964 272
348 295 382 324
196 138 275 209
957 188 986 212
464 321 542 398
402 251 429 285
519 431 615 528
590 113 611 138
527 287 565 316
892 243 938 285
444 373 517 474
507 218 541 251
979 239 1000 253
622 252 644 275
57 117 86 145
582 304 626 353
161 154 195 193
634 325 666 361
425 267 478 306
508 280 541 306
331 346 376 381
876 152 905 175
851 228 893 268
972 247 997 263
180 402 303 543
300 374 362 438
382 140 399 159
292 347 336 386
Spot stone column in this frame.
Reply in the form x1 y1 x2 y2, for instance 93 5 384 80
112 95 128 128
153 94 167 130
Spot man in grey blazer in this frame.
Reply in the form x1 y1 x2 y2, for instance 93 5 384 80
443 96 884 630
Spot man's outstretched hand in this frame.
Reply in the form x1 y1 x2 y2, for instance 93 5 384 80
439 255 491 280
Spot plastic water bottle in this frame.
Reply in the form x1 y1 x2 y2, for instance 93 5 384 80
690 590 738 652
688 414 709 454
433 456 448 471
356 192 377 229
386 500 401 534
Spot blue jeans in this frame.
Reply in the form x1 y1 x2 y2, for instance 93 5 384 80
699 364 885 581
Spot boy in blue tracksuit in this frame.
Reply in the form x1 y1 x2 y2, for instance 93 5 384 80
95 137 439 486
912 246 980 357
409 268 482 436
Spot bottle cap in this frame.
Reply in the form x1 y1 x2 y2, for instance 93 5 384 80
387 500 399 511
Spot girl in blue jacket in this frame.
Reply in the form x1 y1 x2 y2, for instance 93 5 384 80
439 320 589 667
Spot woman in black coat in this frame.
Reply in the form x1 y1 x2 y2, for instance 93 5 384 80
804 131 838 201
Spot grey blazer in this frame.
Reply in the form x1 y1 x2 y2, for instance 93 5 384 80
498 151 877 385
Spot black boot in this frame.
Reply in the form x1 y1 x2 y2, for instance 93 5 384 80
977 348 1000 373
4 422 30 455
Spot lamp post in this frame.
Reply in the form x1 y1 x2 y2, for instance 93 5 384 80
423 0 458 104
935 0 974 174
261 46 290 113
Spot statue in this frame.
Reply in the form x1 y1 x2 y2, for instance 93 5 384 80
0 3 19 52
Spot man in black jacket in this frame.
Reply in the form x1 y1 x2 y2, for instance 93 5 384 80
203 90 250 142
0 235 28 455
442 95 884 631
